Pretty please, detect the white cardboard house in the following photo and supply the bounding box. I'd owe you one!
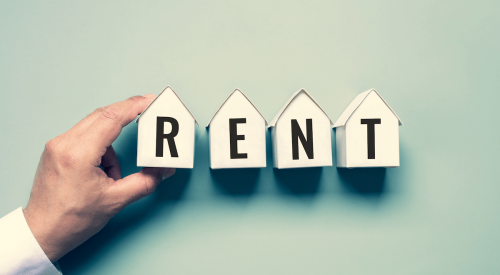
[333,88,402,168]
[206,89,267,169]
[269,89,333,169]
[136,86,198,168]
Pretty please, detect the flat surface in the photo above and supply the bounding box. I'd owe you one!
[0,1,498,274]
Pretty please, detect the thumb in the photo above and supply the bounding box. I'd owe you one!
[111,167,176,206]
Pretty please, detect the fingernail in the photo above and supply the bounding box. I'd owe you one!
[162,168,175,181]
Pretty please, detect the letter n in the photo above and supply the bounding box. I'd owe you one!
[291,119,314,160]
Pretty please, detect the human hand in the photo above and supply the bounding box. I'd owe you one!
[23,95,176,262]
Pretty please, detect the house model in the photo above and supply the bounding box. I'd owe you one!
[333,88,402,168]
[136,86,198,168]
[269,89,333,169]
[206,89,267,169]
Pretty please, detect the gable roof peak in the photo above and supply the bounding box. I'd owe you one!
[135,85,198,125]
[268,88,333,128]
[206,89,268,127]
[332,88,402,128]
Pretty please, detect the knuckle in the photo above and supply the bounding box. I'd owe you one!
[102,107,120,122]
[84,107,104,121]
[44,138,64,158]
[94,107,105,114]
[92,107,105,117]
[44,138,79,168]
[44,139,58,154]
[141,177,156,197]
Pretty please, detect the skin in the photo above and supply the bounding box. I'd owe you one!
[22,95,176,262]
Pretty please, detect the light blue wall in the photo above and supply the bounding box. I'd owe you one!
[1,0,499,274]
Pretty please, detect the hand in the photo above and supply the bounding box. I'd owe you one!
[23,95,176,262]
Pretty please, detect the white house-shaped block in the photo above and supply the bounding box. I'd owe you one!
[269,89,333,169]
[333,88,402,168]
[136,86,198,168]
[206,89,267,169]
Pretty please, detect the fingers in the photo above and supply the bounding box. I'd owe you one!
[83,95,156,157]
[68,107,105,136]
[110,168,176,206]
[100,145,122,180]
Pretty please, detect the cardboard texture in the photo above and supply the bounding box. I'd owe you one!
[269,89,333,169]
[136,86,198,168]
[207,89,267,169]
[333,88,403,168]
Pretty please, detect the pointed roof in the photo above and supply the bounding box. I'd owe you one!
[268,89,334,128]
[332,88,402,128]
[206,89,268,127]
[135,86,198,125]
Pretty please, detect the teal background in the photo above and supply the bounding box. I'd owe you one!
[1,0,499,274]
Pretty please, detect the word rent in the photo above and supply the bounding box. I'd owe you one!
[137,87,402,169]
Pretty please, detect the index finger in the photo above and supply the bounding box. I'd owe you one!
[84,95,155,157]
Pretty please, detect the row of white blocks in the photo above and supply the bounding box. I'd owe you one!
[136,87,402,169]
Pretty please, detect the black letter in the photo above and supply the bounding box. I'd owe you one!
[156,117,179,157]
[229,118,247,159]
[291,119,314,160]
[361,119,381,159]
